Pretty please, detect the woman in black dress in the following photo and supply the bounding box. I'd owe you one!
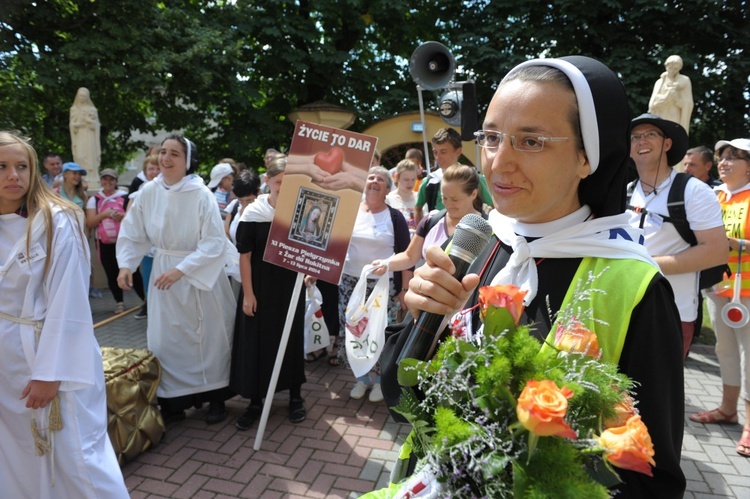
[230,156,307,429]
[400,56,686,497]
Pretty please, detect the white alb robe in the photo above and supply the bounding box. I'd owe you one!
[0,208,128,498]
[116,176,235,397]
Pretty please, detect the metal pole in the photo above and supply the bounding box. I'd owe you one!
[417,85,431,175]
[253,272,304,450]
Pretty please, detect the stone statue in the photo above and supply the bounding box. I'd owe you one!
[69,87,101,186]
[648,55,694,135]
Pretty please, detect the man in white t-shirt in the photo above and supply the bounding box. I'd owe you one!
[627,113,727,358]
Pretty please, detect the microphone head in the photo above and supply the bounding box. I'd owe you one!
[451,214,493,262]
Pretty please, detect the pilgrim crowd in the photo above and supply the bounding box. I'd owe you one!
[1,53,749,498]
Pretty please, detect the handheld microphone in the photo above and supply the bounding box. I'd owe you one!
[397,214,493,364]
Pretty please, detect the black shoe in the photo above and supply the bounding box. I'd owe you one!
[235,404,262,431]
[134,303,147,319]
[206,401,227,424]
[289,399,306,424]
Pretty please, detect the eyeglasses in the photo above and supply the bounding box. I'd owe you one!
[719,155,749,163]
[474,130,569,153]
[630,131,664,142]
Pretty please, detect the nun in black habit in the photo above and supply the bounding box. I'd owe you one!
[397,56,686,498]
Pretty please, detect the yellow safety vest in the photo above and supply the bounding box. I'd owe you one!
[715,190,750,298]
[541,257,659,364]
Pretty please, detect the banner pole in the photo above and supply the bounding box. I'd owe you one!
[253,271,304,450]
[417,85,431,175]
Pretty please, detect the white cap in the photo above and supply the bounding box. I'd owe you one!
[207,163,234,188]
[715,138,750,154]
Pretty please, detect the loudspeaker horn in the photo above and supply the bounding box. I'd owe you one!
[438,88,462,126]
[409,41,456,91]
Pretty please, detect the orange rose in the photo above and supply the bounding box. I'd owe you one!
[478,284,527,324]
[554,318,600,358]
[516,380,577,439]
[604,392,638,429]
[598,415,656,477]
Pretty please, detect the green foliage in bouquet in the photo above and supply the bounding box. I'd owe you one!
[393,283,650,498]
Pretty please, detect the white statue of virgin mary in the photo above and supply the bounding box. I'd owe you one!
[69,87,101,187]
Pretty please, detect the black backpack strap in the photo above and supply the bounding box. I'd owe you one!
[666,173,698,246]
[630,173,729,290]
[425,179,440,211]
[424,208,447,235]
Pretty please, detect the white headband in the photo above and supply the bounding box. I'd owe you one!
[184,137,193,172]
[513,58,600,174]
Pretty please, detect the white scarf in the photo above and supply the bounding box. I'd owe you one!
[240,194,275,223]
[95,188,127,204]
[488,206,657,305]
[153,173,206,193]
[715,182,750,201]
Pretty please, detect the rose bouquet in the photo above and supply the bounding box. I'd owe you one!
[391,283,655,498]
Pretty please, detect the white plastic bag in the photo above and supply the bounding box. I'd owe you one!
[304,285,330,354]
[345,264,390,378]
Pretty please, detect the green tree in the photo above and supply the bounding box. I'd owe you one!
[1,0,747,174]
[448,0,749,148]
[1,0,440,170]
[1,0,167,165]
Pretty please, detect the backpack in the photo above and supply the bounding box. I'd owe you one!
[424,177,441,212]
[629,173,729,289]
[95,192,127,244]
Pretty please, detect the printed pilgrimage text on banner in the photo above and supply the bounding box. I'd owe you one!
[264,120,378,284]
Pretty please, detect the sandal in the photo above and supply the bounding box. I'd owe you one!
[737,428,750,457]
[689,408,738,425]
[328,346,340,366]
[305,349,327,363]
[114,302,125,314]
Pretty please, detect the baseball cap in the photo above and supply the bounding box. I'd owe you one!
[207,163,234,188]
[715,138,750,155]
[99,168,119,180]
[62,162,87,175]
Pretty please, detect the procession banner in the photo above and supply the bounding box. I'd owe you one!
[264,120,377,284]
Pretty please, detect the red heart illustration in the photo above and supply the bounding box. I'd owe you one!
[314,147,344,175]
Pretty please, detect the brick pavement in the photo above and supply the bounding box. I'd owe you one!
[92,290,749,498]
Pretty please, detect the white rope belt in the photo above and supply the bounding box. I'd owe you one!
[0,310,60,485]
[154,248,191,257]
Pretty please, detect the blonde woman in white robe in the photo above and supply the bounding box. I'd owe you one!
[117,134,235,425]
[0,131,128,498]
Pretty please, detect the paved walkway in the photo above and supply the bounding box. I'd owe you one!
[93,291,749,498]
